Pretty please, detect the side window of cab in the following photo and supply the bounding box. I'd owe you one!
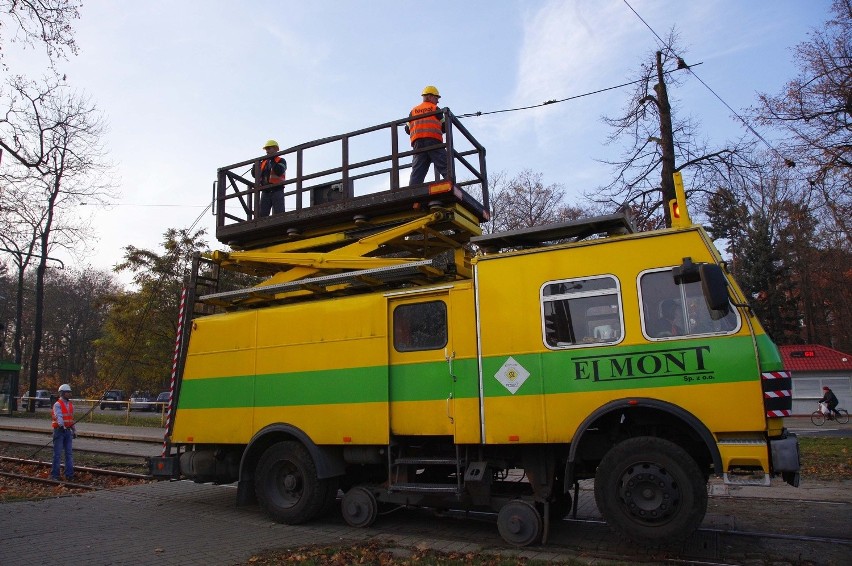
[639,268,739,339]
[540,275,623,349]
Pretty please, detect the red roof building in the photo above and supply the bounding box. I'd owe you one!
[779,345,852,415]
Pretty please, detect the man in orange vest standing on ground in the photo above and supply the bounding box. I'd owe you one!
[406,86,448,186]
[254,139,287,217]
[51,383,76,481]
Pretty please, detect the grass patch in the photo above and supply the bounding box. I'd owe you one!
[10,408,166,428]
[799,436,851,480]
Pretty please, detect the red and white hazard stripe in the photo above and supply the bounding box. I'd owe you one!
[761,370,792,417]
[162,287,187,457]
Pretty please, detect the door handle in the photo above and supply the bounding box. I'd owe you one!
[446,393,454,424]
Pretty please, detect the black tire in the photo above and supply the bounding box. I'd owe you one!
[594,437,707,545]
[811,410,825,426]
[255,441,334,524]
[836,409,849,424]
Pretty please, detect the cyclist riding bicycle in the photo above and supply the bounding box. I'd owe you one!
[820,386,840,419]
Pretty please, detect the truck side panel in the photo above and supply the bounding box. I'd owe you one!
[172,294,390,445]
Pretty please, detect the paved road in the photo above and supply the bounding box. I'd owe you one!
[1,415,849,565]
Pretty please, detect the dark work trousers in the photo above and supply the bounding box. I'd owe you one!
[259,187,285,217]
[409,138,448,186]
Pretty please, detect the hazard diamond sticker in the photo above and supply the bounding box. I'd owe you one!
[495,357,530,394]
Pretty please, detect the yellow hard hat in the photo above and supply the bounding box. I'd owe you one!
[262,139,279,149]
[422,85,440,98]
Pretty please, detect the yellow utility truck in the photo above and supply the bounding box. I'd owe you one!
[151,110,799,546]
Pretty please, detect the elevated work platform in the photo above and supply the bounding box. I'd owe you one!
[214,109,489,250]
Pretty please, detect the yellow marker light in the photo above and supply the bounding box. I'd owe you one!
[428,180,452,194]
[670,171,693,228]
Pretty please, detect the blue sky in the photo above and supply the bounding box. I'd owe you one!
[4,0,831,283]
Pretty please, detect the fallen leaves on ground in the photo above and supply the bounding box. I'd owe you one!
[0,460,152,502]
[245,541,570,565]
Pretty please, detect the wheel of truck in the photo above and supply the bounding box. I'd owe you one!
[594,436,707,545]
[255,441,332,524]
[810,410,825,426]
[497,500,543,547]
[341,486,378,528]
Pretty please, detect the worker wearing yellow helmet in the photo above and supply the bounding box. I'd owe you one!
[405,85,448,186]
[252,139,287,217]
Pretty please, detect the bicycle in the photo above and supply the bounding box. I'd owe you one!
[810,403,849,426]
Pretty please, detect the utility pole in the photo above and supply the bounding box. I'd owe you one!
[648,50,677,226]
[654,51,677,226]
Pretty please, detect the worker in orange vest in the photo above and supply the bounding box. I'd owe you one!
[254,139,287,217]
[406,86,448,186]
[51,383,76,481]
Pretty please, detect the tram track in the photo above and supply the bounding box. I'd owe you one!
[0,450,153,497]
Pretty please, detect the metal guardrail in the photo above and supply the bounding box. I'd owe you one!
[12,397,171,426]
[214,108,488,231]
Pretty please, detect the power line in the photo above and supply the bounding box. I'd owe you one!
[458,77,647,118]
[457,65,698,119]
[622,0,667,47]
[621,0,795,167]
[80,203,206,208]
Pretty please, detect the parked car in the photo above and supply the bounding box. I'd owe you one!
[129,391,156,412]
[155,391,171,410]
[21,390,53,408]
[100,389,126,410]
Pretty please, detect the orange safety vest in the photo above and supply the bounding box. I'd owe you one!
[52,398,74,429]
[408,101,444,144]
[260,156,286,185]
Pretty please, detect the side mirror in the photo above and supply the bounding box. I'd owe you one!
[699,264,731,319]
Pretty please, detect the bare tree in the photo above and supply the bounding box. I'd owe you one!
[0,179,42,365]
[485,169,586,234]
[754,0,852,247]
[595,32,755,227]
[0,75,113,410]
[0,0,80,65]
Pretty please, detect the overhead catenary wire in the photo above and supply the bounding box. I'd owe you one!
[621,0,796,167]
[458,77,648,118]
[457,66,698,120]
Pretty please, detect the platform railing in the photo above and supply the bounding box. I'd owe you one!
[214,109,488,230]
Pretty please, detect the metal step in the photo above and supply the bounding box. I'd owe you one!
[389,482,461,494]
[723,472,771,486]
[394,457,462,466]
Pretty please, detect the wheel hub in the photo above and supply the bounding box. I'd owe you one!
[619,463,679,523]
[283,472,299,492]
[496,500,543,547]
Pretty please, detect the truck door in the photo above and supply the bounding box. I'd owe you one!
[388,290,455,436]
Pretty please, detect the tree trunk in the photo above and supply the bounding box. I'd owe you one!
[27,174,60,410]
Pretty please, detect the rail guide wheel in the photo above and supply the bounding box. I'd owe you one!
[497,499,543,547]
[341,486,379,528]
